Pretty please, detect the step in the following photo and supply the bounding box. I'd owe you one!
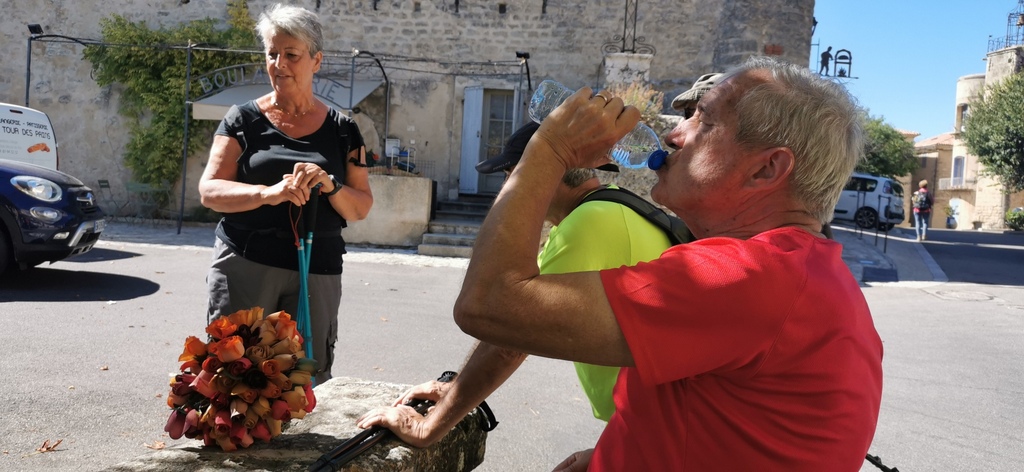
[428,219,482,236]
[421,232,477,247]
[435,208,488,221]
[455,194,498,205]
[437,200,492,214]
[417,243,474,258]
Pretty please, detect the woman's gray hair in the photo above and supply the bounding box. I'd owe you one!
[720,56,864,224]
[255,3,324,56]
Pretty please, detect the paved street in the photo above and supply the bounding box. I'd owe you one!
[0,221,1022,471]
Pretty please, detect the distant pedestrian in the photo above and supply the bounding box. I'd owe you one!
[912,180,934,241]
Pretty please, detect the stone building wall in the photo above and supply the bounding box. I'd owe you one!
[0,0,814,215]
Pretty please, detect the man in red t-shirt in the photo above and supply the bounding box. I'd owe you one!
[365,57,883,471]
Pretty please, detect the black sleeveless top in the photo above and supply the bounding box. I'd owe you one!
[213,100,364,274]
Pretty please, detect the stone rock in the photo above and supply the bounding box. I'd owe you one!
[106,377,487,472]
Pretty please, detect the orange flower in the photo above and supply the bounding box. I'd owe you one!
[206,317,239,340]
[243,408,260,429]
[227,307,264,327]
[179,359,201,374]
[275,317,297,340]
[231,383,259,405]
[259,359,281,377]
[177,336,208,362]
[260,382,283,399]
[270,338,295,356]
[270,373,292,391]
[210,336,245,363]
[265,310,289,326]
[281,387,308,411]
[251,396,271,418]
[266,418,283,438]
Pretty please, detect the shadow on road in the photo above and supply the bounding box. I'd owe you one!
[62,247,143,263]
[0,265,160,302]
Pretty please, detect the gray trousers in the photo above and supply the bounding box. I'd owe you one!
[207,238,341,385]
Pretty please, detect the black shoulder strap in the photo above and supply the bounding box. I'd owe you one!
[580,187,695,245]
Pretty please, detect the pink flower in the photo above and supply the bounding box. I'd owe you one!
[271,399,291,421]
[304,383,317,413]
[251,420,271,442]
[190,370,218,399]
[228,357,253,377]
[214,410,231,436]
[164,409,186,440]
[183,408,202,439]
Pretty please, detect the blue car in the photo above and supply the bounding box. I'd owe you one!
[0,159,106,274]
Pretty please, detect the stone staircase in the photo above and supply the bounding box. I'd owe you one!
[417,195,494,257]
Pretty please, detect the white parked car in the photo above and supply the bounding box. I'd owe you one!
[832,172,905,230]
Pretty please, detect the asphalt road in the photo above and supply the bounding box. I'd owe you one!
[915,228,1024,286]
[0,239,603,472]
[1,229,1023,472]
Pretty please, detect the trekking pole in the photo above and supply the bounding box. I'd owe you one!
[308,398,433,472]
[865,453,900,472]
[307,371,499,472]
[297,185,321,375]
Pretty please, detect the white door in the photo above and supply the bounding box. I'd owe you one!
[478,90,517,194]
[459,86,484,194]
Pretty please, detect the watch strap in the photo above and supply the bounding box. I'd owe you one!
[322,174,343,197]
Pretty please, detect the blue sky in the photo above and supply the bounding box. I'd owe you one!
[811,0,1022,141]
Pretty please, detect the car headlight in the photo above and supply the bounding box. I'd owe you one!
[10,175,62,203]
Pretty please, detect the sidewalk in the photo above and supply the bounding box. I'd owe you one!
[829,223,945,285]
[97,221,943,283]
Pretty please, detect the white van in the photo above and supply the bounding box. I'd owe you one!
[0,103,59,170]
[832,172,906,230]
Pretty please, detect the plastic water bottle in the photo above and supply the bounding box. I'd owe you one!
[528,79,668,170]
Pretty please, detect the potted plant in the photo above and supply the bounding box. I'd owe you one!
[944,204,957,229]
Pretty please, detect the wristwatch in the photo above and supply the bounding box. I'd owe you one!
[322,174,343,197]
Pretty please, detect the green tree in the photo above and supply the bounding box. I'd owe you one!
[858,115,918,179]
[961,72,1024,193]
[82,0,258,188]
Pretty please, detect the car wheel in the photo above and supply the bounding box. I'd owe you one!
[854,207,878,229]
[0,228,11,275]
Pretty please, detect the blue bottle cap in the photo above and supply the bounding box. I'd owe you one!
[647,150,668,170]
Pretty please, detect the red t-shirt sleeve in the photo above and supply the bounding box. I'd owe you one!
[600,232,815,386]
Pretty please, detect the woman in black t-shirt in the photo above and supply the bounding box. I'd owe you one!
[198,3,373,385]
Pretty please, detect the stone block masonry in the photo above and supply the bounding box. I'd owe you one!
[0,0,813,241]
[106,377,488,471]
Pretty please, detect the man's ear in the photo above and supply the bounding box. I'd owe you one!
[748,147,795,188]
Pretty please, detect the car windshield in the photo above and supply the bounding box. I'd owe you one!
[890,181,904,197]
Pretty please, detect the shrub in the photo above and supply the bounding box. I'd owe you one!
[603,82,665,124]
[1006,208,1024,231]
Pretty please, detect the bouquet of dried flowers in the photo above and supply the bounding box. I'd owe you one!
[164,307,317,451]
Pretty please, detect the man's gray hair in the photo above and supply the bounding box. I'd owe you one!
[255,3,324,56]
[563,168,596,188]
[721,56,864,223]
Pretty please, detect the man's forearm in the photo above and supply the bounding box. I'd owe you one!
[425,342,527,433]
[454,139,566,341]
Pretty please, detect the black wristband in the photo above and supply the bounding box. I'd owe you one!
[322,174,343,197]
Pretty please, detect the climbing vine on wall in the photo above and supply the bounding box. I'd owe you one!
[82,0,259,187]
